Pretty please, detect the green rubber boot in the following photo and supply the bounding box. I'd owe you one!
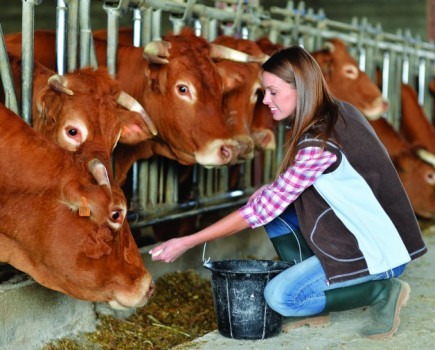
[271,229,330,330]
[270,228,314,263]
[323,278,410,339]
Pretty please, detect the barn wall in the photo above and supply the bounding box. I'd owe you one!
[0,0,430,40]
[0,0,127,34]
[298,0,429,41]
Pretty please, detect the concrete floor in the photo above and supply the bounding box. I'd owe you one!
[173,229,435,350]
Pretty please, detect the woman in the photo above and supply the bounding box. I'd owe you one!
[149,46,427,339]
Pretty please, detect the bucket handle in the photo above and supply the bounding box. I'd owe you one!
[202,243,210,266]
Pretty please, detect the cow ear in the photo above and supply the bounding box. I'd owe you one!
[34,88,62,126]
[217,64,244,93]
[118,109,154,144]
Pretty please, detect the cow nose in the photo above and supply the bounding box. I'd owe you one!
[234,135,255,160]
[221,142,239,163]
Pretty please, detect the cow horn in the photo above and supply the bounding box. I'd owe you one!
[323,41,335,53]
[117,91,158,136]
[143,41,171,64]
[88,159,111,190]
[48,75,74,96]
[210,44,267,63]
[416,148,435,167]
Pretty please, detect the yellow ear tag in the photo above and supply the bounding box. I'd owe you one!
[79,196,91,217]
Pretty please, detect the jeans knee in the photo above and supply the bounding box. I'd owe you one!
[264,283,300,316]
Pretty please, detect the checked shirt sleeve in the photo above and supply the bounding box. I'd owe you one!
[239,146,337,228]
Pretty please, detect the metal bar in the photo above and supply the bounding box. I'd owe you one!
[418,58,426,106]
[79,0,92,68]
[0,24,19,115]
[67,0,79,72]
[56,0,67,75]
[151,8,162,40]
[142,7,153,46]
[106,8,120,75]
[129,189,255,229]
[21,0,38,125]
[132,8,142,46]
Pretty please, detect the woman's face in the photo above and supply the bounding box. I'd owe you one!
[262,71,297,121]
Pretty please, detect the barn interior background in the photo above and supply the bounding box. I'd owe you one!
[0,0,432,40]
[1,0,435,246]
[1,1,435,350]
[0,0,435,250]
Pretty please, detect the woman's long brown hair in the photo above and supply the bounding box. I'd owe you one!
[262,46,339,176]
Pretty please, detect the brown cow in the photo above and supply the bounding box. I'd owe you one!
[400,83,435,156]
[0,102,153,307]
[310,39,389,119]
[369,118,435,219]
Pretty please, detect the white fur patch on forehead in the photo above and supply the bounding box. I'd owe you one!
[58,118,89,152]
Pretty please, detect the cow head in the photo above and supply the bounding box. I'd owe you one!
[140,30,240,167]
[311,39,389,119]
[250,92,277,151]
[0,190,153,308]
[211,36,269,160]
[391,150,435,219]
[33,67,156,154]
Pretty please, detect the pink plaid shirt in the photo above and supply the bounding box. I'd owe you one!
[240,146,337,228]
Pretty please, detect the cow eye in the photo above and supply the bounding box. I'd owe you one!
[109,209,124,225]
[177,85,189,94]
[62,122,88,151]
[342,64,358,80]
[112,211,120,221]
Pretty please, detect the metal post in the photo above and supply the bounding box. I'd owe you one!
[151,8,162,41]
[79,0,92,68]
[0,24,19,115]
[67,0,79,72]
[56,0,67,75]
[142,7,153,46]
[132,8,142,47]
[106,8,120,75]
[21,0,43,125]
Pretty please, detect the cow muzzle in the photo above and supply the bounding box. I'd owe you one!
[109,276,155,310]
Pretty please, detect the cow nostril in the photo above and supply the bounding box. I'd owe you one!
[221,146,231,160]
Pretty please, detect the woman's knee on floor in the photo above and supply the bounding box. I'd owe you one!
[264,282,307,317]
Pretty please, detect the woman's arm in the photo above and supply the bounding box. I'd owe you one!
[149,209,249,262]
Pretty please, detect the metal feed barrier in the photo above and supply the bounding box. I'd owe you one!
[1,0,435,234]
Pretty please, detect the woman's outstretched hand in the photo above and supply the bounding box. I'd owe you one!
[148,210,250,263]
[149,237,191,263]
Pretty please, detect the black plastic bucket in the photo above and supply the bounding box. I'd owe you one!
[204,259,294,340]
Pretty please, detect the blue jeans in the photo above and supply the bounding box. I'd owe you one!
[264,204,299,238]
[264,255,407,317]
